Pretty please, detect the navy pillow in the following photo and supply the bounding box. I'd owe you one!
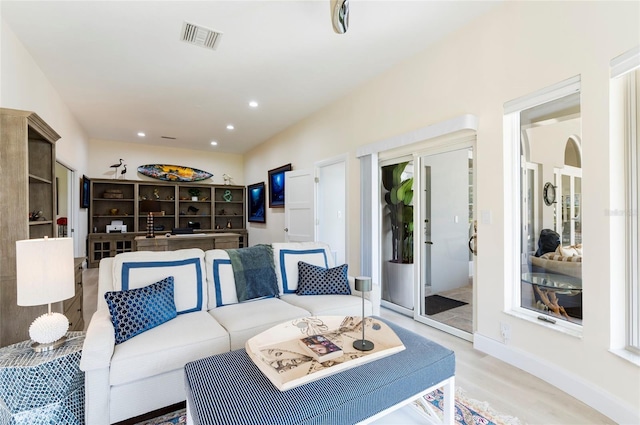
[296,262,351,295]
[105,276,177,344]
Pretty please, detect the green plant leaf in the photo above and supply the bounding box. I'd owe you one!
[390,188,399,205]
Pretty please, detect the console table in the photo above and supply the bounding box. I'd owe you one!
[134,232,240,252]
[0,332,85,425]
[184,317,455,425]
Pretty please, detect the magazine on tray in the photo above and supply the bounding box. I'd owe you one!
[298,334,343,362]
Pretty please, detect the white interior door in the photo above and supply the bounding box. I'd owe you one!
[316,157,347,265]
[284,169,314,242]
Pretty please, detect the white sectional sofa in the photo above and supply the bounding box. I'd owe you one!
[80,242,380,425]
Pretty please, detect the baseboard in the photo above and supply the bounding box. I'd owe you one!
[474,333,640,425]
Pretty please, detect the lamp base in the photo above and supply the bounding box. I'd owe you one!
[353,339,374,351]
[31,336,67,353]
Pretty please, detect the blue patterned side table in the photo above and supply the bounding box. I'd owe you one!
[0,332,85,425]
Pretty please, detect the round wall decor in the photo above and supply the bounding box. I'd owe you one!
[543,182,556,206]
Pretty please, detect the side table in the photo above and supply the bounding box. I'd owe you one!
[0,332,85,425]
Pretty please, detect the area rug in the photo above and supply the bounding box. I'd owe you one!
[425,294,468,315]
[135,408,186,425]
[421,387,523,425]
[140,388,522,425]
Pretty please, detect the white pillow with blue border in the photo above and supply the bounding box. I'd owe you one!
[272,242,334,294]
[204,249,239,309]
[111,248,206,314]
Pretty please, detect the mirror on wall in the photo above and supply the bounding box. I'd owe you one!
[519,92,582,325]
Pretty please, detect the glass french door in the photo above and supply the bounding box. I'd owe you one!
[417,144,475,341]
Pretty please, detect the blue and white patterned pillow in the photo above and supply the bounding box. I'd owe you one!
[104,276,177,344]
[296,262,351,295]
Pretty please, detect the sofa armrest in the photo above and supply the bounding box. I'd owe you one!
[348,276,381,316]
[80,308,115,372]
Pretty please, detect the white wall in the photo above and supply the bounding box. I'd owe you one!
[243,1,640,421]
[87,138,244,186]
[1,18,90,257]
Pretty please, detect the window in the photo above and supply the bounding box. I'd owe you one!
[611,47,640,352]
[505,76,583,329]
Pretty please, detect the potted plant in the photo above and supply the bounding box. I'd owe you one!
[188,188,201,201]
[382,161,414,308]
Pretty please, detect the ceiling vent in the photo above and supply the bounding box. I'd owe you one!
[180,21,222,51]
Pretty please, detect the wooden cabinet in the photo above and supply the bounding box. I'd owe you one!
[87,179,247,267]
[87,233,137,268]
[0,108,60,346]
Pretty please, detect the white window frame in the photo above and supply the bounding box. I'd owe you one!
[611,47,640,354]
[504,76,582,335]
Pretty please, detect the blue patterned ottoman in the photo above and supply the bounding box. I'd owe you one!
[184,318,455,425]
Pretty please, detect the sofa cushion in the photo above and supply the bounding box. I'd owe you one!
[205,250,238,309]
[208,298,310,350]
[112,249,206,314]
[109,311,229,386]
[226,245,279,302]
[296,262,350,295]
[541,252,582,262]
[556,244,581,257]
[105,276,177,344]
[272,242,334,294]
[280,294,372,317]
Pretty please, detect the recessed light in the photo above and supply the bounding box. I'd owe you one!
[226,124,234,130]
[137,132,146,137]
[249,101,258,108]
[210,141,218,146]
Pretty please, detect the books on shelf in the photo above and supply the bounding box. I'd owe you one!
[298,334,343,362]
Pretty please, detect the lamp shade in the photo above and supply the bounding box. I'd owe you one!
[16,237,75,306]
[354,276,372,293]
[140,200,162,213]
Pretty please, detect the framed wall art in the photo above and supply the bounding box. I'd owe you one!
[81,175,90,209]
[268,163,291,208]
[248,182,266,223]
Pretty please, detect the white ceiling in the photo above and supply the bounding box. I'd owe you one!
[1,1,498,154]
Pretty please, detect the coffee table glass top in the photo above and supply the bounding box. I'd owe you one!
[521,272,582,292]
[245,316,405,391]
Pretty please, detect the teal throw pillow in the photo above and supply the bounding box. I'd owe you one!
[105,276,177,344]
[296,262,351,295]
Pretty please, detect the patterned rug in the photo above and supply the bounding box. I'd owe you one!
[421,387,523,425]
[139,388,522,425]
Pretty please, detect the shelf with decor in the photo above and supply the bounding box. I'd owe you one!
[138,183,177,233]
[90,181,136,233]
[0,108,60,346]
[87,179,247,267]
[177,185,213,231]
[214,186,245,231]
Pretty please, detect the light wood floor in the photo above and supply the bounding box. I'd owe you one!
[82,268,611,424]
[378,310,612,424]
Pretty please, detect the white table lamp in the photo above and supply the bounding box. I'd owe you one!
[16,237,75,352]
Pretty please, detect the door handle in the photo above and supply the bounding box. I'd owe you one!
[468,235,477,255]
[425,241,433,245]
[284,228,289,232]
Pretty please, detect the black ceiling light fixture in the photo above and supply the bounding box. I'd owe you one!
[330,0,349,34]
